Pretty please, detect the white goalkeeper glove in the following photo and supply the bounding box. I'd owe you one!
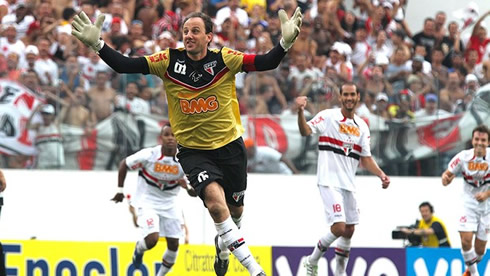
[279,7,303,51]
[71,11,105,53]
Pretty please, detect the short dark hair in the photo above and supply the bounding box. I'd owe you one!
[472,125,490,139]
[340,82,358,94]
[183,12,214,34]
[419,202,434,213]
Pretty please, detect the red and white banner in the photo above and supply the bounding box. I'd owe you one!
[2,83,490,171]
[0,79,44,156]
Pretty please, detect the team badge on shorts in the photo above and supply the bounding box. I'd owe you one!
[232,191,245,202]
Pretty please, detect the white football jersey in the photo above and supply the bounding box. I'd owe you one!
[307,108,371,191]
[448,148,490,209]
[126,145,185,217]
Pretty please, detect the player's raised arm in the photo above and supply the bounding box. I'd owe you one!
[243,7,302,72]
[71,12,149,74]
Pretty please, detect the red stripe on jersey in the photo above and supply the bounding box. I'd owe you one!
[319,136,362,152]
[164,67,229,91]
[142,168,159,183]
[158,153,165,160]
[242,54,257,71]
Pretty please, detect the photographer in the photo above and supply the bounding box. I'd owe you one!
[401,202,451,247]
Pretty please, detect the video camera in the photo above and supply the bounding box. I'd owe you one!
[392,220,421,247]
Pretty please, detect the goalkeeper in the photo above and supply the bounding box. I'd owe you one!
[72,9,302,276]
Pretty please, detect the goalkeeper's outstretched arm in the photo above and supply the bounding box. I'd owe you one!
[71,11,150,74]
[98,44,150,74]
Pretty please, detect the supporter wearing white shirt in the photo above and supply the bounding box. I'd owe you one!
[0,24,25,58]
[1,3,35,39]
[116,82,150,115]
[214,0,249,31]
[288,54,316,92]
[78,51,111,85]
[34,37,58,86]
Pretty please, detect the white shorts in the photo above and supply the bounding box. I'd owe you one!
[457,205,490,241]
[319,186,359,225]
[136,207,183,239]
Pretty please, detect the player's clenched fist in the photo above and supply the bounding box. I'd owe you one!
[295,96,308,111]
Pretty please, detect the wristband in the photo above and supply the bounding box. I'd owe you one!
[117,187,124,194]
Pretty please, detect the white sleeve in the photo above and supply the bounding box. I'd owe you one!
[360,123,372,157]
[307,110,328,134]
[447,152,463,175]
[125,148,152,170]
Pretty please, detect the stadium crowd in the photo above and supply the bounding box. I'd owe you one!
[0,0,489,173]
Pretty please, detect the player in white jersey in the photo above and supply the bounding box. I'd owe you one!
[111,124,196,276]
[442,125,490,276]
[296,83,390,276]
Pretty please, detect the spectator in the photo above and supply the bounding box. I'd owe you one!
[243,71,287,114]
[289,53,316,93]
[415,93,451,119]
[441,21,463,68]
[214,0,249,31]
[371,92,390,120]
[21,45,38,71]
[412,18,436,62]
[290,19,317,60]
[34,37,59,87]
[244,138,299,174]
[26,104,65,169]
[455,74,479,113]
[0,24,26,58]
[400,202,451,247]
[58,85,94,130]
[101,1,128,35]
[6,52,21,81]
[87,71,117,122]
[466,10,490,64]
[1,2,35,39]
[430,47,448,87]
[60,54,89,92]
[434,11,447,41]
[116,82,150,115]
[439,72,464,112]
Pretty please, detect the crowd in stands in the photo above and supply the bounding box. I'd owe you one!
[0,0,489,172]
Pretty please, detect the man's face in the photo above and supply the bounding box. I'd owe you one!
[435,13,446,26]
[419,206,432,223]
[96,72,107,87]
[5,26,16,41]
[448,22,458,36]
[425,100,436,114]
[126,83,138,99]
[472,131,489,156]
[160,126,177,150]
[37,39,50,56]
[183,17,211,56]
[478,26,487,40]
[340,85,359,112]
[423,20,435,36]
[448,73,459,87]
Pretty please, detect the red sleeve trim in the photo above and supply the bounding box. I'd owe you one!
[242,54,257,72]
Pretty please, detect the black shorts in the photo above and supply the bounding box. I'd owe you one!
[177,137,247,207]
